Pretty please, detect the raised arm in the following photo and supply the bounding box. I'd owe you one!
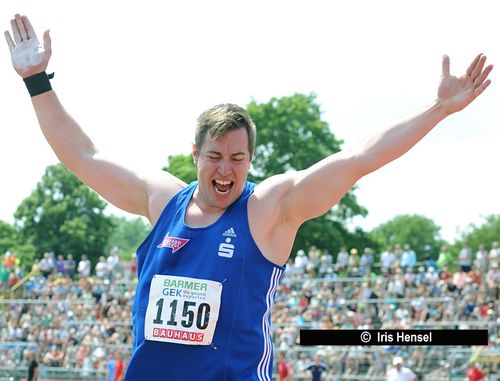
[5,14,184,224]
[276,54,493,227]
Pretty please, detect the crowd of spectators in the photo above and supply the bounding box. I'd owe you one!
[0,241,498,379]
[273,243,499,379]
[0,249,137,379]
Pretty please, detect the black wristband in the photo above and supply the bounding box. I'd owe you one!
[23,71,54,97]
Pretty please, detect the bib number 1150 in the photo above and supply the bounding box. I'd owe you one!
[153,299,210,330]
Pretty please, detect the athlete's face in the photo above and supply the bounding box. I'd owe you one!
[193,128,251,210]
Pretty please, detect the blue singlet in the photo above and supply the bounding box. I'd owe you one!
[124,181,284,381]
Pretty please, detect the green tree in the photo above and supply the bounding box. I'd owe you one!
[0,219,37,271]
[163,154,197,184]
[165,93,372,256]
[455,214,500,251]
[107,216,151,260]
[370,214,444,260]
[246,93,370,256]
[0,220,17,253]
[14,164,114,265]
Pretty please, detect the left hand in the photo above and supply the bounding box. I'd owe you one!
[437,54,493,115]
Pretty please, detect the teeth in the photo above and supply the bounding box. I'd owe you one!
[215,180,232,185]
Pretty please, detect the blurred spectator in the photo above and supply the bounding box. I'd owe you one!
[26,350,38,381]
[294,250,308,273]
[113,351,125,381]
[7,270,20,288]
[401,244,417,270]
[0,262,10,291]
[308,246,321,270]
[318,251,333,277]
[39,252,55,278]
[386,356,416,381]
[277,352,293,381]
[380,246,395,273]
[336,247,349,273]
[474,244,488,273]
[393,244,403,269]
[452,268,467,289]
[3,251,16,271]
[43,345,64,367]
[467,362,484,381]
[486,262,499,289]
[64,254,76,277]
[129,253,138,279]
[304,354,329,381]
[107,353,116,381]
[348,248,360,272]
[55,254,66,274]
[489,241,499,267]
[360,248,374,274]
[459,242,473,272]
[107,247,121,281]
[95,256,109,280]
[437,245,453,270]
[78,254,91,278]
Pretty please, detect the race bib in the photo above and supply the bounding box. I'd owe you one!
[144,274,222,345]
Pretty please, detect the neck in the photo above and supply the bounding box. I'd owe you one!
[185,189,226,228]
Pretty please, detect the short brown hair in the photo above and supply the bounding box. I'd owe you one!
[195,104,256,157]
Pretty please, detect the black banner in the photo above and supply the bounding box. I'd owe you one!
[300,329,488,346]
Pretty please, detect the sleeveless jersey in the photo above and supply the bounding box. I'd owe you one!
[124,181,284,381]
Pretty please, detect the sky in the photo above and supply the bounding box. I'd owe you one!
[0,0,499,244]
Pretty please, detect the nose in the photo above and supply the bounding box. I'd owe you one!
[218,159,232,177]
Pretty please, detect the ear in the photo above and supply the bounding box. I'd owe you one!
[192,143,199,165]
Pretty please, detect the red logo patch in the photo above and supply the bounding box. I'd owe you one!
[157,233,190,253]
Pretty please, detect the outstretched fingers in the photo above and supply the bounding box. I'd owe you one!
[469,54,487,82]
[4,30,15,51]
[473,78,492,99]
[466,54,483,77]
[442,55,450,78]
[43,30,52,56]
[10,18,21,44]
[15,14,28,41]
[473,64,494,87]
[22,15,38,40]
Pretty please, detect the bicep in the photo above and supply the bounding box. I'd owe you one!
[282,149,363,225]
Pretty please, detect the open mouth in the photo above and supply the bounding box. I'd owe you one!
[212,179,234,195]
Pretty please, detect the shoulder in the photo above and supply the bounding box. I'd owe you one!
[249,172,296,226]
[248,174,300,265]
[146,172,188,225]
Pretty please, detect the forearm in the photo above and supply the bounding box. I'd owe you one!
[356,101,448,176]
[31,90,97,170]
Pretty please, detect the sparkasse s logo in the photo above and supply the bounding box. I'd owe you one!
[218,237,235,258]
[157,233,190,253]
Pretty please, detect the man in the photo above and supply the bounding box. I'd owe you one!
[277,352,293,381]
[304,354,328,381]
[26,351,38,381]
[113,352,125,381]
[4,13,493,381]
[387,356,417,381]
[401,244,416,270]
[77,254,91,278]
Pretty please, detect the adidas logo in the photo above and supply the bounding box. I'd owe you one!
[222,227,237,238]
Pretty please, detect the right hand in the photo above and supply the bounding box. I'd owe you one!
[4,14,51,78]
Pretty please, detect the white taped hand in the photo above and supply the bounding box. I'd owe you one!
[11,38,45,70]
